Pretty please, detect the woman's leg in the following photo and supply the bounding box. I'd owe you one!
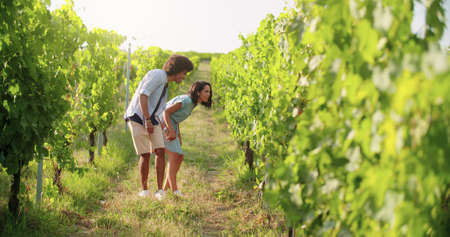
[163,154,171,191]
[165,150,184,191]
[173,154,184,177]
[163,149,175,191]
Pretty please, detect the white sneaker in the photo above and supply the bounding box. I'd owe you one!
[138,190,150,197]
[154,189,165,200]
[173,190,183,197]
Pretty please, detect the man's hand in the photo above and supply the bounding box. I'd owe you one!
[145,121,154,134]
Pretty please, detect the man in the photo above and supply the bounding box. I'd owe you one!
[124,55,193,200]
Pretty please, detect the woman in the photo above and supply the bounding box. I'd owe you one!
[161,80,212,197]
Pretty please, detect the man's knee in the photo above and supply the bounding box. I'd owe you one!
[141,153,151,160]
[155,148,165,157]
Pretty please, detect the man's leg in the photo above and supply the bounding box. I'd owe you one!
[154,148,165,190]
[139,153,151,190]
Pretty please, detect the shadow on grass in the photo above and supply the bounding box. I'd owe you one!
[207,153,287,236]
[61,126,137,214]
[0,204,78,237]
[0,122,139,236]
[181,145,227,172]
[93,212,134,236]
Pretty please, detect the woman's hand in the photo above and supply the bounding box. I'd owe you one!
[165,128,176,141]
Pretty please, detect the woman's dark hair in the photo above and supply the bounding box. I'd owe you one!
[188,81,212,108]
[163,55,194,76]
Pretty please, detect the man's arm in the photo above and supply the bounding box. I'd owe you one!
[139,94,154,134]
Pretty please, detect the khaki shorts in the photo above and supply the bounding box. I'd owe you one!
[127,121,165,155]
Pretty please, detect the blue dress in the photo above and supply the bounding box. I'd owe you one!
[161,95,194,155]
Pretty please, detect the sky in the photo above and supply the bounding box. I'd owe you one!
[411,0,450,47]
[50,0,450,53]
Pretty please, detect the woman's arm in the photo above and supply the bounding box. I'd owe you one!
[178,124,182,146]
[163,102,182,141]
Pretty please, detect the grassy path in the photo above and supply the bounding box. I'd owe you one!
[73,62,284,236]
[0,62,283,236]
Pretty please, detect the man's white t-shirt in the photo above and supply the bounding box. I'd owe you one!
[124,69,168,122]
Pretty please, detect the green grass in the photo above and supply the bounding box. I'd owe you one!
[0,62,285,237]
[0,122,137,236]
